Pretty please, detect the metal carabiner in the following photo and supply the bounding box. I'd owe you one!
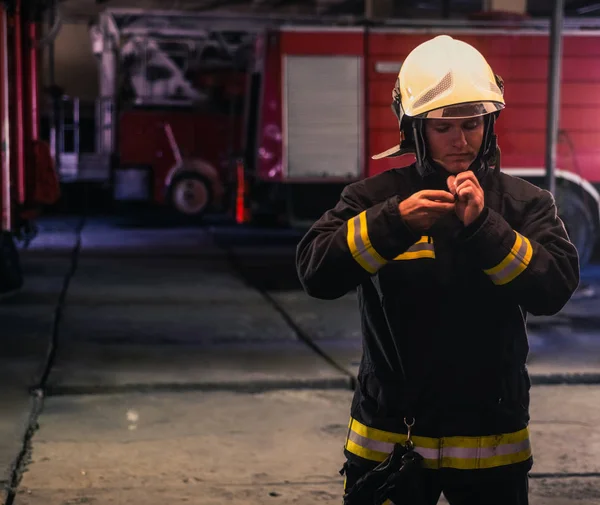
[404,416,415,450]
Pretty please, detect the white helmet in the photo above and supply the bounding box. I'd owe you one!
[373,35,505,163]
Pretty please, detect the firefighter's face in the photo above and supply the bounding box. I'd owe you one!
[424,116,484,173]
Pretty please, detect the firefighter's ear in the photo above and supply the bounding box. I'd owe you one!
[494,74,505,95]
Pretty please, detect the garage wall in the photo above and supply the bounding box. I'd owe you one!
[41,21,99,103]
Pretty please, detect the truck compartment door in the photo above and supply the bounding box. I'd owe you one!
[283,55,363,180]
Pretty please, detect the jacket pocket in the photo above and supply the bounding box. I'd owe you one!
[356,367,383,417]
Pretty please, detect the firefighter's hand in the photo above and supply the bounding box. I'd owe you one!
[398,190,456,232]
[447,172,484,226]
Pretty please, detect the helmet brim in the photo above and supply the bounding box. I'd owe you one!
[417,101,504,119]
[372,144,416,160]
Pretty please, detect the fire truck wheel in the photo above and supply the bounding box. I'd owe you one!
[556,186,596,267]
[167,172,213,219]
[0,232,23,294]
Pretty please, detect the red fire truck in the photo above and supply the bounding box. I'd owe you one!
[55,8,261,220]
[1,1,59,295]
[236,17,600,266]
[58,10,600,266]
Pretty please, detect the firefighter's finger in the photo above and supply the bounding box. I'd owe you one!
[456,184,479,202]
[428,201,456,213]
[455,171,481,190]
[446,175,457,195]
[419,190,455,203]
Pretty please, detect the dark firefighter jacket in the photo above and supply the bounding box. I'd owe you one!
[296,163,580,472]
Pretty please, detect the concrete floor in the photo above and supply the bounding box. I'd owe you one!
[12,387,600,505]
[2,215,600,504]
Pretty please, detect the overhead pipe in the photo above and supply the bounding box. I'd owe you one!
[22,3,41,213]
[27,18,39,141]
[35,1,61,49]
[545,0,565,196]
[0,4,11,232]
[13,0,25,204]
[47,0,61,169]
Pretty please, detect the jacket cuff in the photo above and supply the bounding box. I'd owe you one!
[346,195,421,271]
[461,207,534,284]
[460,206,490,240]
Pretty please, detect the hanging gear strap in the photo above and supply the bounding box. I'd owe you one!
[342,439,424,505]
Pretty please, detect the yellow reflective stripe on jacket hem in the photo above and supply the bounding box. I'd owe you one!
[434,448,533,470]
[347,211,387,273]
[350,417,439,449]
[346,417,532,470]
[484,231,533,285]
[345,438,389,462]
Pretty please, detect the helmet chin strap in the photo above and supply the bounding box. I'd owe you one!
[411,120,435,178]
[410,113,498,180]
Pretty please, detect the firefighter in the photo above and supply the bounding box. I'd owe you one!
[296,35,580,505]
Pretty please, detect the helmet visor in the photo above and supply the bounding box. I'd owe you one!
[420,101,504,119]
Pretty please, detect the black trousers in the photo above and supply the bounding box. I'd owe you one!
[343,458,531,505]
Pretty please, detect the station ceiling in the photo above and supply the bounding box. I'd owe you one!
[55,0,600,22]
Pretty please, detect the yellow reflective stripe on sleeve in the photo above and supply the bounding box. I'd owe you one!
[484,231,533,285]
[394,236,435,260]
[346,417,532,470]
[395,249,435,260]
[346,211,387,274]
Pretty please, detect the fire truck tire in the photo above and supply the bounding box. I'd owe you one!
[556,186,596,267]
[0,232,23,294]
[167,172,213,219]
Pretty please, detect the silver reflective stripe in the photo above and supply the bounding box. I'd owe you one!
[407,242,434,253]
[488,236,530,284]
[415,447,440,459]
[441,439,532,459]
[348,430,394,454]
